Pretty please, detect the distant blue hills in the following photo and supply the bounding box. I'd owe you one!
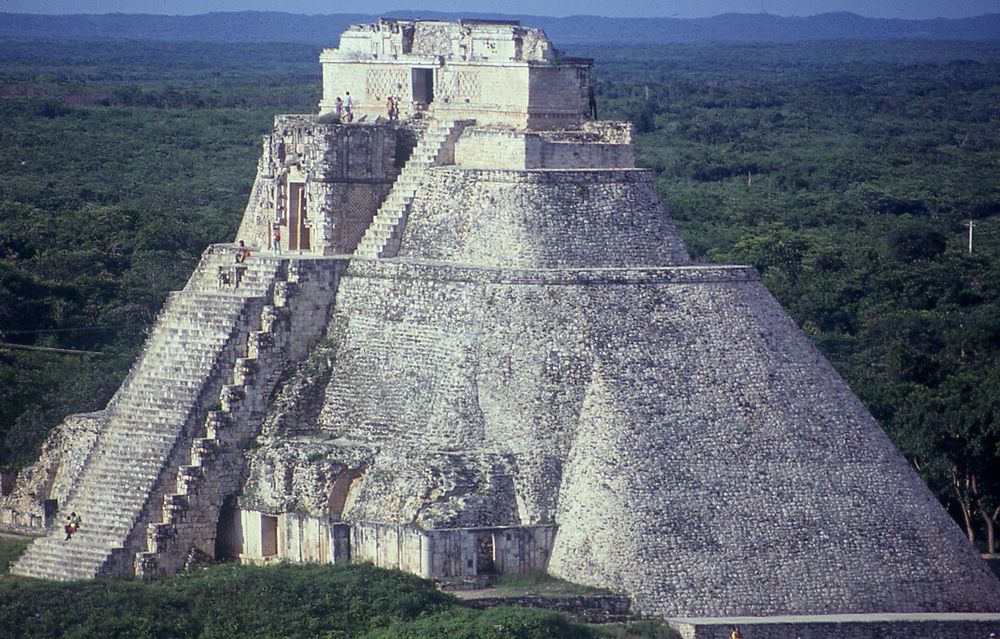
[1,10,999,45]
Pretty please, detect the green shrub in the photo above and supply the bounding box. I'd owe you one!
[0,563,623,639]
[361,606,596,639]
[0,537,30,574]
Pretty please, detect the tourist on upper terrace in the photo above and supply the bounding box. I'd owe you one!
[588,85,598,119]
[235,240,250,263]
[345,92,353,122]
[272,227,281,254]
[334,97,343,120]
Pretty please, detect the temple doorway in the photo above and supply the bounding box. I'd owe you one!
[286,182,311,251]
[475,532,496,575]
[412,68,434,106]
[214,495,242,560]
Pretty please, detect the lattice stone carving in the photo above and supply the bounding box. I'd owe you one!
[436,70,482,102]
[367,68,409,100]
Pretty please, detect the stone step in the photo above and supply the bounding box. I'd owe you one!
[12,245,286,581]
[355,119,467,258]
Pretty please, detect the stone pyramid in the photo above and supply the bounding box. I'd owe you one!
[4,17,998,638]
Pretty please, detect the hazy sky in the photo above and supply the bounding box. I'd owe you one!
[3,0,999,18]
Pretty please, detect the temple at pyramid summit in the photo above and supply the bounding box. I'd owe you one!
[3,18,999,638]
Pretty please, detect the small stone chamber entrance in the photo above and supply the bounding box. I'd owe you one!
[286,181,311,251]
[214,495,242,560]
[411,68,434,106]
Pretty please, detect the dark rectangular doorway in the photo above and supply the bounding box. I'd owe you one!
[287,182,310,251]
[412,68,434,106]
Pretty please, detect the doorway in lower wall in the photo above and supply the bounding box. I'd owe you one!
[214,495,242,560]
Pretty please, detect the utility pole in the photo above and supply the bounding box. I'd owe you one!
[968,220,975,254]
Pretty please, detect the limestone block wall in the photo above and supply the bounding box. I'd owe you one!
[320,59,588,128]
[352,523,432,576]
[349,522,556,578]
[275,513,349,564]
[433,63,531,127]
[453,125,634,170]
[453,127,528,168]
[236,511,349,565]
[545,275,1000,617]
[235,116,396,255]
[395,168,690,268]
[258,258,1000,617]
[531,138,633,169]
[525,64,590,129]
[298,263,756,533]
[484,525,556,575]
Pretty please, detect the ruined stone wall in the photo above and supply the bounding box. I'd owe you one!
[0,412,104,530]
[394,168,689,268]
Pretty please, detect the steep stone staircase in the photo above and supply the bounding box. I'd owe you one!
[354,118,473,258]
[11,250,286,580]
[136,258,343,576]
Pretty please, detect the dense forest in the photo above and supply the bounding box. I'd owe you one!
[0,37,998,553]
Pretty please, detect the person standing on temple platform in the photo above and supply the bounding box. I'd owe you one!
[344,92,353,122]
[588,85,598,119]
[235,239,250,263]
[64,512,81,541]
[272,226,281,255]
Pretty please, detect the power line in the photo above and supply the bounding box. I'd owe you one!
[0,342,104,357]
[1,324,140,335]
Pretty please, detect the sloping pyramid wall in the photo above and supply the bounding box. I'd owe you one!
[243,158,1000,617]
[299,257,1000,616]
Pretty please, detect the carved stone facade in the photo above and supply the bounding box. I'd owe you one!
[235,115,398,256]
[319,19,591,129]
